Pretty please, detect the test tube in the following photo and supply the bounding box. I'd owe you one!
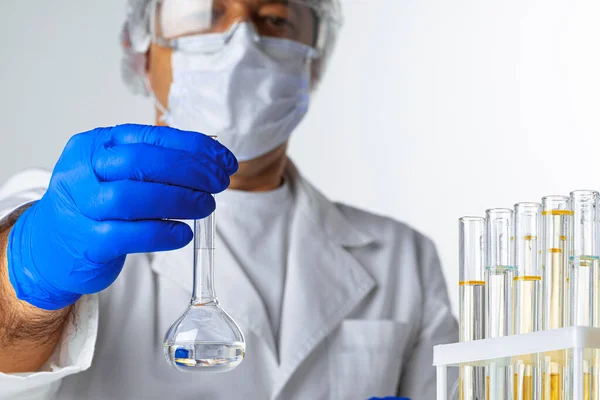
[513,203,542,400]
[514,203,542,334]
[570,191,599,326]
[486,208,515,400]
[570,190,599,399]
[540,195,572,400]
[459,217,486,400]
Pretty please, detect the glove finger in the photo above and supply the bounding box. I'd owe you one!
[99,124,238,175]
[85,219,193,264]
[49,220,193,295]
[79,180,216,221]
[93,143,230,193]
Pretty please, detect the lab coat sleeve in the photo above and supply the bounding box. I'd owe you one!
[0,168,52,219]
[0,169,100,400]
[397,237,459,400]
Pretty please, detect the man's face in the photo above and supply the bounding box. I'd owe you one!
[148,0,318,124]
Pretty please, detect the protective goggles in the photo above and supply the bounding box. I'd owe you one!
[150,0,341,55]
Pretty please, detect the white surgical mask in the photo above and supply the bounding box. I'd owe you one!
[157,22,317,162]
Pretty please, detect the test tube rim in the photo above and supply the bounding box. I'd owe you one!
[485,208,513,216]
[514,202,541,215]
[514,201,541,209]
[571,189,598,196]
[541,195,570,203]
[459,216,485,222]
[570,189,599,197]
[542,195,571,213]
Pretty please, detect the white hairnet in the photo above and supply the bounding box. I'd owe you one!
[120,0,343,96]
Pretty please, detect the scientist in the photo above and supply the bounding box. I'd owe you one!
[0,0,457,399]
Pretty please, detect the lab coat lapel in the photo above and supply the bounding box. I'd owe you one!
[272,162,377,397]
[150,225,277,363]
[214,232,278,359]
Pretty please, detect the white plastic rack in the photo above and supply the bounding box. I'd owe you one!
[433,326,600,400]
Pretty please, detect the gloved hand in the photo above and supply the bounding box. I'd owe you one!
[7,124,237,310]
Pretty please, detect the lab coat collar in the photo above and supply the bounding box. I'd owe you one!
[150,160,377,396]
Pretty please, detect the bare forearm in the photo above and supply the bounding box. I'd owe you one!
[0,223,72,373]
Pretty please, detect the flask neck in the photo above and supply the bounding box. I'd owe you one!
[191,212,217,304]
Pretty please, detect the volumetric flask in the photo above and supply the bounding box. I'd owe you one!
[163,195,246,372]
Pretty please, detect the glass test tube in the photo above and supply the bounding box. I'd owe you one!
[459,217,486,400]
[540,196,572,400]
[513,203,542,400]
[570,191,600,400]
[486,209,515,400]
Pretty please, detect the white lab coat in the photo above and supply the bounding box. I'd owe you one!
[0,163,458,400]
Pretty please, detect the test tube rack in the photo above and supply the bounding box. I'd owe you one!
[434,326,600,400]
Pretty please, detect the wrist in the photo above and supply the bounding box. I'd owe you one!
[0,222,72,346]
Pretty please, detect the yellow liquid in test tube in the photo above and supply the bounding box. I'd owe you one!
[513,360,534,400]
[581,356,600,400]
[546,250,564,329]
[513,278,540,400]
[542,373,561,400]
[542,356,564,400]
[514,374,533,400]
[513,354,536,400]
[585,371,590,400]
[541,250,566,400]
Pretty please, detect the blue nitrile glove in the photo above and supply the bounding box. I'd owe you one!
[7,124,237,310]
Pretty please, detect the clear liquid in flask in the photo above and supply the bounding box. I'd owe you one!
[165,341,245,373]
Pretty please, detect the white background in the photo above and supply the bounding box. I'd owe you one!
[2,0,600,314]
